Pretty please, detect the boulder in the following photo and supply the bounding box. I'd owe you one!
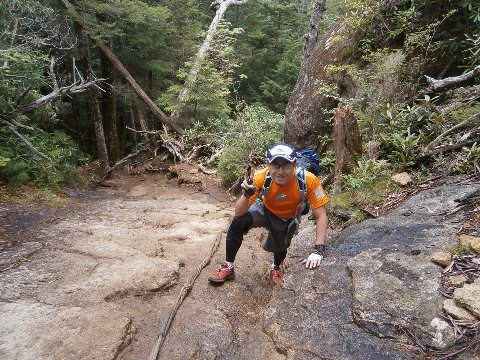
[443,299,476,321]
[391,172,413,186]
[459,234,480,253]
[446,274,467,287]
[431,251,452,267]
[454,283,480,318]
[262,183,480,358]
[347,248,455,349]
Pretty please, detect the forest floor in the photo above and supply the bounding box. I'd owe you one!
[1,164,479,360]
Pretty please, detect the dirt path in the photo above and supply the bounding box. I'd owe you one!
[0,165,291,359]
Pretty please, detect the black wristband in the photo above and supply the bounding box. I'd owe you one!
[314,244,325,254]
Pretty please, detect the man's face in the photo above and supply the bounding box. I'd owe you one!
[268,158,296,186]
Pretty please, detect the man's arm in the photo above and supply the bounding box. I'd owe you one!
[302,205,328,269]
[312,205,327,245]
[234,195,251,216]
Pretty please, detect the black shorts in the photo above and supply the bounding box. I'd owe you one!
[248,202,299,252]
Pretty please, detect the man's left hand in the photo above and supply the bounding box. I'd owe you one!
[302,251,323,269]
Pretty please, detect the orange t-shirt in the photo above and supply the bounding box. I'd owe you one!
[247,167,329,219]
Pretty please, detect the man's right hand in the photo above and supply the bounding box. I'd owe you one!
[241,167,255,198]
[241,178,255,198]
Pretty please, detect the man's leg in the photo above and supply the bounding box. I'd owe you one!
[208,202,267,283]
[273,250,287,266]
[208,213,253,283]
[226,213,253,263]
[271,250,287,284]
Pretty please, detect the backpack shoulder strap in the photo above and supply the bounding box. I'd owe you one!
[258,171,272,200]
[295,167,307,214]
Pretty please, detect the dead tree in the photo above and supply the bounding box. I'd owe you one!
[75,22,110,175]
[332,105,362,194]
[59,0,184,135]
[303,0,327,63]
[1,78,104,160]
[426,65,480,91]
[171,0,249,124]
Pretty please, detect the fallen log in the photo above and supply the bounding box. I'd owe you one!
[426,65,480,91]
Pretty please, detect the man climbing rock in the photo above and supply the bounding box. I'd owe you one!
[208,143,329,285]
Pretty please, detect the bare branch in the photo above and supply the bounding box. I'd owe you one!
[1,116,34,131]
[426,66,480,91]
[431,137,480,155]
[205,148,224,165]
[421,112,480,155]
[0,119,49,160]
[6,78,105,117]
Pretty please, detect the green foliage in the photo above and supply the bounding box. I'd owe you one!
[216,105,285,183]
[0,129,89,186]
[319,150,335,169]
[463,33,480,70]
[461,0,480,24]
[445,244,474,256]
[79,0,170,39]
[341,159,391,190]
[454,143,480,174]
[330,159,395,218]
[378,129,419,169]
[449,103,480,123]
[228,0,309,113]
[216,146,250,184]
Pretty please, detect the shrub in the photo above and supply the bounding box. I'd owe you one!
[216,104,284,183]
[0,128,89,187]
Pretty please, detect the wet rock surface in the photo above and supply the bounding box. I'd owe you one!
[1,173,479,359]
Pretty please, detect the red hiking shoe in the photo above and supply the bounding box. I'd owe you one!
[208,262,235,283]
[271,265,284,284]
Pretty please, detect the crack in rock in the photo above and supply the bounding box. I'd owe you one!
[111,317,136,360]
[103,271,179,302]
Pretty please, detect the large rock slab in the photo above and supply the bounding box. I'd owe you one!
[0,194,231,360]
[264,181,480,358]
[348,248,454,348]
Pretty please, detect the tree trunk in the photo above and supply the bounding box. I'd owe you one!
[75,22,109,175]
[59,0,183,135]
[332,105,362,194]
[99,37,121,163]
[129,106,137,149]
[171,0,249,124]
[89,83,110,174]
[302,0,327,63]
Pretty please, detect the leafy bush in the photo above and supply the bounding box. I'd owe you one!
[378,129,420,170]
[341,159,391,190]
[216,146,250,184]
[454,143,480,174]
[0,128,89,187]
[216,104,284,183]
